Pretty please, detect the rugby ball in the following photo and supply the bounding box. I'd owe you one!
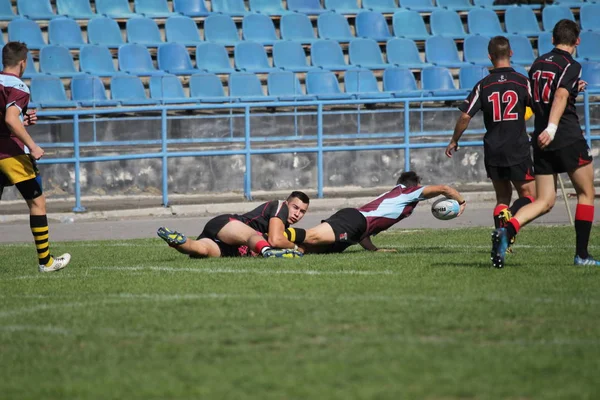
[431,198,461,220]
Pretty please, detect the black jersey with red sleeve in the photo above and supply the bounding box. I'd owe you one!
[458,67,532,167]
[529,48,582,150]
[234,200,290,233]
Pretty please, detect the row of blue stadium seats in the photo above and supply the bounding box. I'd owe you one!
[0,0,558,21]
[14,33,600,80]
[7,6,600,52]
[27,63,600,109]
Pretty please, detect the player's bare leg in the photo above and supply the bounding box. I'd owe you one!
[179,238,222,258]
[303,223,336,245]
[217,220,301,258]
[568,163,599,265]
[513,179,536,200]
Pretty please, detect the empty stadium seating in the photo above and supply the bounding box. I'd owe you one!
[56,0,96,19]
[306,70,353,100]
[382,67,424,98]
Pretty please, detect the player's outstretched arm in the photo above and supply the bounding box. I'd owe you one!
[266,217,297,249]
[422,185,467,216]
[446,112,471,158]
[359,236,397,253]
[539,87,569,150]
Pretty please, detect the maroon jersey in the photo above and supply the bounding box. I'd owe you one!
[0,72,30,160]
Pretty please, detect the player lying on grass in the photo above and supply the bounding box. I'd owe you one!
[446,35,536,232]
[157,191,310,258]
[292,171,466,254]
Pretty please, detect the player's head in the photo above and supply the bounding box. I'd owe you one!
[2,42,28,77]
[286,191,310,224]
[488,36,512,65]
[396,171,421,188]
[552,19,580,48]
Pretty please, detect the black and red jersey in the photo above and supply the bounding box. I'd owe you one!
[459,67,532,167]
[233,200,289,233]
[529,47,583,150]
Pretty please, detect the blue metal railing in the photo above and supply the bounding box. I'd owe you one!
[33,92,600,212]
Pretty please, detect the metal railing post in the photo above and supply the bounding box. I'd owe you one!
[161,108,169,207]
[244,105,252,200]
[404,100,411,172]
[583,91,592,148]
[72,113,85,212]
[317,104,324,198]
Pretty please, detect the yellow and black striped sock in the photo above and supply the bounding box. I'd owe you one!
[30,215,54,266]
[284,227,306,244]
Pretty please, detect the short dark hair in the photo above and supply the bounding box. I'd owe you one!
[287,191,310,204]
[396,171,421,188]
[2,42,28,68]
[552,19,580,47]
[488,36,511,63]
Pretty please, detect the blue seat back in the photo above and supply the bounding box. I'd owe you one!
[317,12,354,41]
[400,0,434,9]
[392,10,429,38]
[111,74,150,101]
[344,69,380,93]
[248,0,286,14]
[436,0,471,8]
[355,11,392,39]
[17,0,55,19]
[30,76,71,102]
[118,43,157,72]
[190,73,226,97]
[158,42,194,71]
[48,18,85,47]
[72,75,110,101]
[166,16,202,43]
[212,0,248,14]
[306,70,342,94]
[267,71,304,96]
[362,0,397,11]
[127,17,162,45]
[173,0,209,15]
[349,38,385,66]
[57,0,95,18]
[0,0,16,18]
[80,45,117,75]
[508,34,535,65]
[430,9,465,37]
[422,67,457,91]
[204,14,240,43]
[24,52,37,76]
[195,43,233,71]
[287,0,324,12]
[280,13,316,41]
[468,8,503,36]
[39,45,78,74]
[88,17,125,46]
[579,31,600,61]
[512,64,528,77]
[134,0,171,14]
[311,39,347,67]
[229,72,264,97]
[234,41,271,70]
[325,0,360,12]
[537,32,553,56]
[96,0,134,16]
[580,4,600,32]
[383,67,418,91]
[273,41,308,69]
[8,18,45,47]
[581,62,600,88]
[542,5,574,31]
[505,7,540,35]
[459,65,489,90]
[150,74,186,99]
[386,38,423,65]
[242,13,278,42]
[425,36,461,65]
[463,35,492,66]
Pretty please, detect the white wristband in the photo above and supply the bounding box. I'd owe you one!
[545,123,558,141]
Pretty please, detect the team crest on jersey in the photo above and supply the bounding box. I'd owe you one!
[339,232,348,241]
[545,55,554,62]
[499,75,506,82]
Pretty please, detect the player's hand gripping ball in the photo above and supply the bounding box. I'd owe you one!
[431,198,461,220]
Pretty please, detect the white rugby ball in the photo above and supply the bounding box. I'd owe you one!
[431,198,461,220]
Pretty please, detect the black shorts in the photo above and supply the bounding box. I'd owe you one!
[323,208,367,244]
[534,139,593,175]
[197,214,236,241]
[485,159,535,182]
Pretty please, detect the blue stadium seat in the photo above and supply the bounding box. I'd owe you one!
[581,62,600,90]
[249,0,292,15]
[57,0,96,19]
[242,13,279,45]
[344,69,391,99]
[317,12,355,42]
[386,38,433,69]
[537,32,553,56]
[87,16,125,48]
[48,17,85,49]
[355,11,392,41]
[30,76,78,108]
[553,0,584,7]
[8,18,46,49]
[23,52,44,79]
[234,41,274,73]
[392,10,431,40]
[280,13,318,44]
[436,0,473,11]
[324,0,362,14]
[287,0,326,15]
[158,42,201,75]
[504,6,541,37]
[134,0,176,17]
[126,17,163,46]
[165,16,203,46]
[512,64,528,77]
[349,38,389,69]
[425,36,467,68]
[204,14,241,46]
[211,0,250,16]
[578,31,600,62]
[173,0,210,17]
[463,35,492,67]
[430,9,468,39]
[580,4,600,32]
[267,71,315,101]
[80,45,119,76]
[542,5,574,32]
[306,70,353,100]
[399,0,435,13]
[468,8,504,36]
[273,41,312,72]
[95,0,137,18]
[17,0,56,20]
[0,0,16,20]
[150,74,196,104]
[508,35,535,66]
[229,72,277,101]
[362,0,398,14]
[119,43,165,76]
[195,43,236,73]
[459,65,489,91]
[422,67,466,96]
[311,39,355,70]
[382,67,424,97]
[189,73,231,102]
[71,75,120,107]
[39,45,85,78]
[111,74,159,105]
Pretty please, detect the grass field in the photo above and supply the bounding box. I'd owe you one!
[1,225,599,399]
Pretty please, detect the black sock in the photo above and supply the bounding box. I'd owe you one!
[30,215,53,266]
[509,196,533,215]
[575,204,594,259]
[285,228,306,244]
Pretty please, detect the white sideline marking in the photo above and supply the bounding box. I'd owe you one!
[89,266,395,275]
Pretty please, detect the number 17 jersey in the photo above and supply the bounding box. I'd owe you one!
[459,67,533,167]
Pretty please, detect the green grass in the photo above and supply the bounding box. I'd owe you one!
[1,226,599,400]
